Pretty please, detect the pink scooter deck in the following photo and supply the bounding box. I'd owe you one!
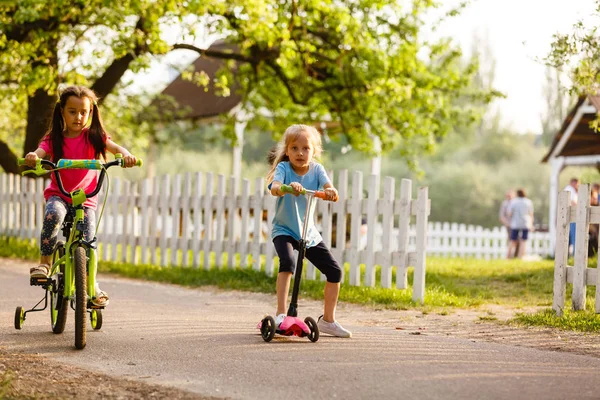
[258,316,311,337]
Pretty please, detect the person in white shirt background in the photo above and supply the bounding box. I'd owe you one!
[563,178,579,256]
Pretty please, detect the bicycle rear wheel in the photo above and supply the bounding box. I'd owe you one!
[50,242,68,334]
[74,246,87,349]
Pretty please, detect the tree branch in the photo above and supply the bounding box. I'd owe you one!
[172,43,254,63]
[264,59,307,105]
[91,17,148,102]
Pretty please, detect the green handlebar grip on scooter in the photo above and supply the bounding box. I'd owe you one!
[17,158,25,166]
[280,184,300,194]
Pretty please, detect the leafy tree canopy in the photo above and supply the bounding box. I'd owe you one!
[547,2,600,103]
[0,0,495,173]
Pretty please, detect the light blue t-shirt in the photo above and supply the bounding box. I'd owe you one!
[268,161,331,247]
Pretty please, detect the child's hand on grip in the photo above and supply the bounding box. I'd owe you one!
[24,152,38,168]
[123,154,137,168]
[290,182,303,196]
[324,187,338,202]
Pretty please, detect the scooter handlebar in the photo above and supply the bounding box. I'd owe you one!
[279,184,332,201]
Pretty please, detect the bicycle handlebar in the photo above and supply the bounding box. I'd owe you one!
[279,184,338,202]
[17,154,142,199]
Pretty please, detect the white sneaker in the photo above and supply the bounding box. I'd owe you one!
[275,314,286,328]
[317,316,352,338]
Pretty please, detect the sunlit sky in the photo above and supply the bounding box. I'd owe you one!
[433,0,597,134]
[131,0,598,135]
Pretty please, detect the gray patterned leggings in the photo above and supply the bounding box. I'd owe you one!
[40,196,96,256]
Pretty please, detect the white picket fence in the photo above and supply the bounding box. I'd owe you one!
[553,184,600,315]
[427,223,551,259]
[0,170,431,302]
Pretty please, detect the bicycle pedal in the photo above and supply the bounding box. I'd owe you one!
[87,302,105,310]
[30,277,51,286]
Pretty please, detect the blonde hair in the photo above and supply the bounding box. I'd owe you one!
[266,124,323,183]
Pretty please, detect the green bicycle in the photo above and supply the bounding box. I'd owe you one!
[14,154,141,349]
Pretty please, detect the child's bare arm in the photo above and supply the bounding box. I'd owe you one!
[271,181,283,196]
[105,139,137,167]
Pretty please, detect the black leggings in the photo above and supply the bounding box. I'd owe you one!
[273,235,342,283]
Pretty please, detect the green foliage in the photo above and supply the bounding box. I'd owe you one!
[547,4,600,100]
[0,0,497,173]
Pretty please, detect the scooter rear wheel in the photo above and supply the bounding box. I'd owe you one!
[304,316,319,342]
[261,316,276,342]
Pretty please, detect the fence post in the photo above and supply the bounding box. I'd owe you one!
[380,177,395,288]
[553,190,570,316]
[396,179,411,289]
[239,179,250,268]
[413,186,429,304]
[139,179,150,265]
[334,170,348,283]
[365,174,379,287]
[191,172,203,267]
[572,184,590,311]
[181,173,192,267]
[251,178,264,272]
[227,175,237,269]
[349,171,363,286]
[203,173,214,270]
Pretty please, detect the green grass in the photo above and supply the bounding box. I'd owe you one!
[3,235,600,332]
[514,308,600,332]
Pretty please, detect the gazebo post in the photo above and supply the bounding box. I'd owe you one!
[549,157,565,256]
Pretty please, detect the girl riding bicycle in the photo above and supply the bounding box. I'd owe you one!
[267,124,351,338]
[24,85,138,307]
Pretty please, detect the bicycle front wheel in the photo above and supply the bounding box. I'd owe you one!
[50,242,68,334]
[74,246,87,349]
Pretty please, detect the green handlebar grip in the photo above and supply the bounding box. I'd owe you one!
[17,158,46,176]
[280,184,303,194]
[115,153,142,167]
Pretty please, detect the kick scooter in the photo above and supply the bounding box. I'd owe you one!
[260,184,335,342]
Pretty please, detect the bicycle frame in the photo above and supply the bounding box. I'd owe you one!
[49,200,98,304]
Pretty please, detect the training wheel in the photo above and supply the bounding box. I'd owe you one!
[261,315,276,342]
[14,306,24,330]
[304,316,319,342]
[90,309,102,330]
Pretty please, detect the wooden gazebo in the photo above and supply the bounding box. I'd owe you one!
[542,95,600,251]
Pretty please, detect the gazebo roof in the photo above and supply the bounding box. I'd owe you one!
[158,40,242,120]
[542,95,600,162]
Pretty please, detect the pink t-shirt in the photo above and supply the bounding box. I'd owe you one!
[40,129,107,209]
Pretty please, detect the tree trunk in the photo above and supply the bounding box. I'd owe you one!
[24,89,55,154]
[0,140,19,174]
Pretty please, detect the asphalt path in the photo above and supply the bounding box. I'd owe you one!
[1,258,599,400]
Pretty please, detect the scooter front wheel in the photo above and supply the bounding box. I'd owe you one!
[261,316,276,342]
[304,316,319,342]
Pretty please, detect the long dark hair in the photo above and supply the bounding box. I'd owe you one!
[42,85,108,161]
